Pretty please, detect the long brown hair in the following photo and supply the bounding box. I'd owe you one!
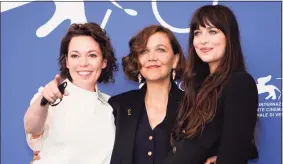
[172,5,246,141]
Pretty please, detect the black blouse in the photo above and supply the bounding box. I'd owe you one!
[133,103,172,164]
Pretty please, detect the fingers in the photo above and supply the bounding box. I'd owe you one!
[51,83,63,99]
[33,154,41,160]
[205,156,217,164]
[64,89,69,96]
[44,90,57,103]
[42,74,68,103]
[204,160,214,164]
[32,150,41,161]
[54,74,61,86]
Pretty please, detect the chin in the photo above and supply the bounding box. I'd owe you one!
[146,76,169,82]
[73,77,96,85]
[199,57,214,63]
[147,78,161,82]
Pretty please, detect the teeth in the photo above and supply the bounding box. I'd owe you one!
[78,72,91,76]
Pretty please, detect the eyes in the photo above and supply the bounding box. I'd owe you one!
[157,47,166,52]
[70,53,97,58]
[194,29,218,36]
[139,47,166,55]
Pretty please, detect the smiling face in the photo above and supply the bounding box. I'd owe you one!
[193,24,226,73]
[66,36,107,91]
[138,32,179,82]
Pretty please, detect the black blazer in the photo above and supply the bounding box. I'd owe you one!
[162,71,258,164]
[109,82,184,164]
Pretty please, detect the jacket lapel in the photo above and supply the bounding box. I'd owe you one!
[121,82,183,164]
[121,86,146,164]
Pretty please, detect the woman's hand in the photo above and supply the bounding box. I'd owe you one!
[42,74,69,103]
[205,156,217,164]
[30,151,40,164]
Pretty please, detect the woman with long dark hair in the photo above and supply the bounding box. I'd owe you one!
[164,5,258,164]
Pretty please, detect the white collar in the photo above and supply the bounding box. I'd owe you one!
[64,79,108,104]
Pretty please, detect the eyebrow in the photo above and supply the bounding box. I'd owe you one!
[155,44,168,48]
[69,50,98,53]
[194,26,216,31]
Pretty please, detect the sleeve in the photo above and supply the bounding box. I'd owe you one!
[25,86,51,151]
[216,73,258,164]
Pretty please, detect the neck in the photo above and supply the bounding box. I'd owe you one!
[145,78,171,106]
[73,81,96,92]
[208,61,220,74]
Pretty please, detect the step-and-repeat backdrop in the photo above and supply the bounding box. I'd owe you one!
[1,1,282,164]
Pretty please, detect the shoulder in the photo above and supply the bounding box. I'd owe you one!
[222,71,258,100]
[98,91,111,102]
[170,81,184,99]
[108,89,141,103]
[224,71,257,91]
[108,89,142,117]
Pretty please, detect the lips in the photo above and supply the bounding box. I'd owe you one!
[200,47,213,53]
[146,65,160,69]
[77,71,92,76]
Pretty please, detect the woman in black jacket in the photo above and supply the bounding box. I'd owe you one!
[109,24,187,164]
[164,5,258,164]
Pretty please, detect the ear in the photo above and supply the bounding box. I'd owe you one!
[102,59,107,69]
[173,53,180,69]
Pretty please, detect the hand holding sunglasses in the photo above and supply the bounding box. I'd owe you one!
[40,74,69,107]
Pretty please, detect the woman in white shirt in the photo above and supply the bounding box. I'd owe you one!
[24,22,118,164]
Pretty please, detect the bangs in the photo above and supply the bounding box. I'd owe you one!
[133,38,148,55]
[190,7,226,33]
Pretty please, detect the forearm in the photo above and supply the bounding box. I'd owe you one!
[24,94,49,136]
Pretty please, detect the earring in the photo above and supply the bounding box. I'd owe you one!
[138,74,142,83]
[172,69,176,80]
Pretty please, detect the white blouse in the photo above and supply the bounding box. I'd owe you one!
[25,79,115,164]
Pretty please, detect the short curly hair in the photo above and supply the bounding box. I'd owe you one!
[122,25,186,82]
[58,22,118,83]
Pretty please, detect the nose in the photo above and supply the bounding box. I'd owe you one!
[79,56,89,67]
[148,51,157,61]
[200,34,208,45]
